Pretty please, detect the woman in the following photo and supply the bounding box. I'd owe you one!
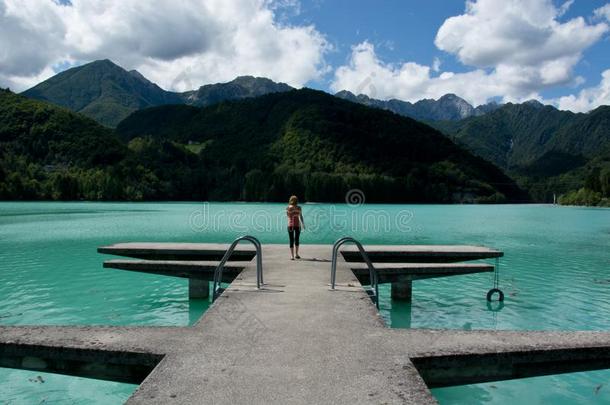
[286,195,305,260]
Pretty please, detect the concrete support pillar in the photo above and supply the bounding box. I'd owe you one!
[189,279,210,299]
[391,277,412,302]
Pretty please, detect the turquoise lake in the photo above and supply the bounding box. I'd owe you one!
[0,201,609,404]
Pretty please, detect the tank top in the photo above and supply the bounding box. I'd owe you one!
[287,205,301,228]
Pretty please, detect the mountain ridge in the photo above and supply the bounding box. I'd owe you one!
[434,102,610,170]
[334,90,501,122]
[430,102,610,202]
[116,88,526,203]
[24,58,576,129]
[22,59,294,127]
[1,87,527,202]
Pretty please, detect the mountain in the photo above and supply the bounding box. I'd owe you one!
[334,91,500,122]
[22,59,294,127]
[0,89,206,200]
[436,103,610,171]
[22,60,182,127]
[333,88,610,205]
[181,75,293,106]
[0,88,125,167]
[117,88,526,203]
[3,87,526,202]
[431,102,610,203]
[555,146,610,206]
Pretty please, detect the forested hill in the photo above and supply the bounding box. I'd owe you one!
[0,89,205,200]
[434,102,610,171]
[431,102,610,204]
[0,89,124,167]
[117,88,526,203]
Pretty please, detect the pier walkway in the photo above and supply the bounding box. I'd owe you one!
[2,244,610,403]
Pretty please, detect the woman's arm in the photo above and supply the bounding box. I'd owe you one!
[299,211,305,229]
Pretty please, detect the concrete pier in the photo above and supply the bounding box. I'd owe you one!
[342,244,501,301]
[103,259,243,283]
[2,244,610,404]
[341,244,502,263]
[391,277,413,301]
[188,279,209,299]
[98,242,256,261]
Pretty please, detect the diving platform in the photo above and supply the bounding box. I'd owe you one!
[3,242,610,404]
[98,242,256,299]
[350,262,494,283]
[341,244,503,263]
[103,259,246,298]
[349,262,494,301]
[98,243,501,302]
[97,242,256,261]
[103,259,244,281]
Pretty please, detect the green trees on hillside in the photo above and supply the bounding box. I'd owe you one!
[1,88,527,203]
[558,166,610,206]
[116,89,526,203]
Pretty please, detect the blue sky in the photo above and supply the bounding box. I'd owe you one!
[290,0,610,101]
[1,0,609,111]
[290,1,468,87]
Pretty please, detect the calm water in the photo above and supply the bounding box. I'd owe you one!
[0,202,609,404]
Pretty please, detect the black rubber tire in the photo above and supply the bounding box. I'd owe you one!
[486,288,504,302]
[486,300,505,312]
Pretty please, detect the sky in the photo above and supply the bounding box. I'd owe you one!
[1,0,609,112]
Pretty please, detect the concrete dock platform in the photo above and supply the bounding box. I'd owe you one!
[341,244,502,263]
[350,262,494,283]
[2,244,610,404]
[103,259,244,282]
[97,242,256,261]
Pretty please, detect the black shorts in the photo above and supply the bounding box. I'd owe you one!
[288,226,301,248]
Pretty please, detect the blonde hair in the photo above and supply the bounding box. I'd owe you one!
[288,195,298,205]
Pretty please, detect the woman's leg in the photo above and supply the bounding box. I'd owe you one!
[294,227,301,258]
[288,227,295,259]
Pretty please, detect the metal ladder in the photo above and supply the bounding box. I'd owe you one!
[330,237,379,308]
[212,235,263,301]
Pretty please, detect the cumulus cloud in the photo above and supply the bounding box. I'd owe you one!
[0,1,67,78]
[432,57,441,73]
[557,0,574,17]
[435,0,605,73]
[331,0,609,109]
[331,41,506,106]
[0,0,329,91]
[595,3,610,22]
[557,69,610,112]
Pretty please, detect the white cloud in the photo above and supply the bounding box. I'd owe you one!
[331,0,609,110]
[594,3,610,22]
[265,0,302,20]
[0,1,66,78]
[435,0,606,71]
[432,57,441,73]
[0,0,329,91]
[331,41,506,106]
[557,0,574,17]
[557,69,610,112]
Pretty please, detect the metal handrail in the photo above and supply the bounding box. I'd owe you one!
[330,236,379,307]
[212,235,263,300]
